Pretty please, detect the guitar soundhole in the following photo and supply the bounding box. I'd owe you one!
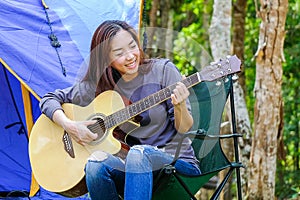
[87,116,107,145]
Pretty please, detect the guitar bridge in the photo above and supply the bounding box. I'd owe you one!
[62,132,75,158]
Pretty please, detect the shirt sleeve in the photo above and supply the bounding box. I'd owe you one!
[39,81,96,120]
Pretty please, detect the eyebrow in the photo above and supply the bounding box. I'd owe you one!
[111,39,135,52]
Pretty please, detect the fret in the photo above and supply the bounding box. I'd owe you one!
[168,84,176,92]
[127,102,138,118]
[128,105,133,117]
[132,104,137,115]
[164,88,172,99]
[144,96,153,109]
[105,115,115,129]
[113,113,119,125]
[105,116,110,128]
[125,108,130,119]
[182,73,199,88]
[148,95,155,106]
[181,78,188,87]
[118,113,122,124]
[112,112,120,125]
[139,100,145,111]
[120,109,129,122]
[185,76,193,87]
[153,92,161,103]
[136,103,141,114]
[158,89,166,100]
[144,97,150,108]
[118,109,128,124]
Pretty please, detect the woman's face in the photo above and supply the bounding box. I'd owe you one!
[109,30,140,81]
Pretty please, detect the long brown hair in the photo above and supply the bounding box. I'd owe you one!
[82,20,146,96]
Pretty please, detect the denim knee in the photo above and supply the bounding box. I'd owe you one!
[86,152,123,176]
[85,156,110,180]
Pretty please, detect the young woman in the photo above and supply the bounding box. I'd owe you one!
[39,20,201,200]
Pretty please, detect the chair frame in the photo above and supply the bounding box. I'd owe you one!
[153,78,244,200]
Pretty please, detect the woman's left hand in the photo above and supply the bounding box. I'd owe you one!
[171,82,190,106]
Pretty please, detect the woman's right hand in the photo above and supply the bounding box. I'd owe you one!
[52,109,98,146]
[62,119,98,146]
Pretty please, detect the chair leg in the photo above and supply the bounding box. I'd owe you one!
[235,167,243,200]
[210,167,234,200]
[229,78,243,200]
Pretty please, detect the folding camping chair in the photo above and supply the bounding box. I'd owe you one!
[152,75,243,200]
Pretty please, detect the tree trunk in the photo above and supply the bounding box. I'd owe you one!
[147,0,159,57]
[208,1,232,200]
[233,0,247,94]
[209,0,252,199]
[232,0,252,197]
[157,0,170,58]
[248,0,288,199]
[208,0,231,60]
[146,0,171,58]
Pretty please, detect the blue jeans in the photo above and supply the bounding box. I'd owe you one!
[85,145,201,200]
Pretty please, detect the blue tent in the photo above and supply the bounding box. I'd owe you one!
[0,0,142,198]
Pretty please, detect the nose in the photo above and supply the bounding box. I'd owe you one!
[126,52,135,60]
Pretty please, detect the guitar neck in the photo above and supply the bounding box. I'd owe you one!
[103,55,241,129]
[104,72,201,129]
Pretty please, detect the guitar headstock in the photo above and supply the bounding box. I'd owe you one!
[199,55,241,82]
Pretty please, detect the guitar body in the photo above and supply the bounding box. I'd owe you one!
[29,90,132,196]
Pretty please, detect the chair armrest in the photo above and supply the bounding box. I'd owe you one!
[172,129,242,163]
[185,130,243,140]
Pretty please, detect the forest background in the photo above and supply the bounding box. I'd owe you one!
[141,0,299,199]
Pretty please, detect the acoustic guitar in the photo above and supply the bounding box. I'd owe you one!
[28,55,241,197]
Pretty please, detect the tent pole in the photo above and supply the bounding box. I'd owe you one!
[20,85,40,196]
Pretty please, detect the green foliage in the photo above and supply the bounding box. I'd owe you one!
[277,0,300,199]
[174,0,300,198]
[173,23,212,75]
[171,0,213,75]
[144,0,300,198]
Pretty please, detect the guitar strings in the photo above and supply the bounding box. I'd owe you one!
[88,118,106,135]
[86,71,221,135]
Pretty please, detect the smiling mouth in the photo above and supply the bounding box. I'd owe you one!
[125,59,137,68]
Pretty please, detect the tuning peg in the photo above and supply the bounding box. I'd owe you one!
[232,74,239,80]
[210,61,218,66]
[216,81,222,86]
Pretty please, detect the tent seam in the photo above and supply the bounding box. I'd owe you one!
[0,58,41,101]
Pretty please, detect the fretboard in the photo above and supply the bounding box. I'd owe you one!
[104,72,201,129]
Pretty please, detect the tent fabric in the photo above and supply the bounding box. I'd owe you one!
[0,64,33,193]
[1,0,142,98]
[0,0,142,198]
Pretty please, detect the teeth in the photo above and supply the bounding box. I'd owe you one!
[126,60,136,66]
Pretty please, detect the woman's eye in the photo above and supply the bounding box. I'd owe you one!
[115,52,123,57]
[130,44,137,49]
